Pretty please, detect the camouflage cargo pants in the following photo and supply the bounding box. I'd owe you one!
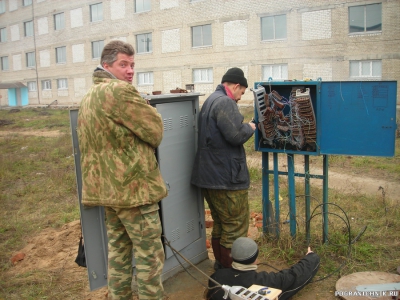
[105,203,165,300]
[202,188,249,248]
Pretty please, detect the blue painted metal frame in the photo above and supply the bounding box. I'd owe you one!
[260,151,328,240]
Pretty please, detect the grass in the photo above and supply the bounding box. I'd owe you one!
[0,109,79,280]
[0,106,399,299]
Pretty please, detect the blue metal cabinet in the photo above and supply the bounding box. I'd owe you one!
[253,80,397,239]
[253,80,397,157]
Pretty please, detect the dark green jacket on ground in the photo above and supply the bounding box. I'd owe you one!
[77,69,168,208]
[207,252,320,300]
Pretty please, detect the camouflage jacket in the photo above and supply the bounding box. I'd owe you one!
[77,70,168,207]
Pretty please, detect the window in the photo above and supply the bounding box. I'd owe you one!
[56,46,66,63]
[261,14,287,40]
[135,0,151,13]
[0,27,6,42]
[350,60,381,78]
[90,3,103,22]
[192,24,212,47]
[27,81,37,91]
[1,56,8,71]
[136,33,152,53]
[57,78,68,89]
[26,52,35,68]
[262,64,288,80]
[54,13,65,30]
[24,20,34,37]
[193,68,213,83]
[41,80,51,90]
[137,72,154,85]
[92,40,104,59]
[349,3,381,33]
[0,0,5,14]
[23,0,32,6]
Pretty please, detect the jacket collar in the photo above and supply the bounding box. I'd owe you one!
[93,64,117,80]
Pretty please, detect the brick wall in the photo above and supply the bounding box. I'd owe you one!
[0,0,399,107]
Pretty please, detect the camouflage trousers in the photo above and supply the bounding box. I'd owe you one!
[202,188,249,248]
[105,203,165,300]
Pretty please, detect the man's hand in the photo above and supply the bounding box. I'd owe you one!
[306,247,313,255]
[248,121,256,131]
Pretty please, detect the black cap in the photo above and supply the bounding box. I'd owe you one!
[221,67,248,88]
[231,237,259,265]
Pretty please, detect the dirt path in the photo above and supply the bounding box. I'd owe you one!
[0,129,62,137]
[246,156,400,204]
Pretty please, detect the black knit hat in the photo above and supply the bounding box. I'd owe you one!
[221,67,248,88]
[231,237,259,265]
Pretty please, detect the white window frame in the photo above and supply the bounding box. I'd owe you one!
[92,40,104,59]
[136,33,152,54]
[0,0,6,14]
[23,0,32,6]
[137,72,154,85]
[90,3,103,22]
[54,12,65,30]
[192,24,212,48]
[56,46,66,64]
[24,20,34,37]
[26,52,35,68]
[1,56,9,71]
[349,60,382,78]
[193,68,213,83]
[262,64,288,81]
[27,81,37,91]
[57,78,68,89]
[135,0,151,13]
[41,80,51,90]
[261,14,287,41]
[349,3,382,34]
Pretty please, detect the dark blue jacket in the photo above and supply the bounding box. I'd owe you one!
[191,84,254,190]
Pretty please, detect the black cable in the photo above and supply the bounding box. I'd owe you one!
[162,235,220,290]
[257,262,281,272]
[306,202,367,283]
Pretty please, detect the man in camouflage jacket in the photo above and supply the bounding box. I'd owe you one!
[78,40,168,300]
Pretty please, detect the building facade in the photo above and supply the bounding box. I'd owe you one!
[0,0,399,106]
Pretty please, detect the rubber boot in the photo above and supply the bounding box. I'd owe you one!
[220,245,233,268]
[211,238,222,270]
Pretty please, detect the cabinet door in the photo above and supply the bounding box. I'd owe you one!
[320,81,397,157]
[156,101,201,259]
[69,110,108,291]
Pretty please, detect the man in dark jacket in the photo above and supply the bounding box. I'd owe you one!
[206,237,320,300]
[191,68,256,269]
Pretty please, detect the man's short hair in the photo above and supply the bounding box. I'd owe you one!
[101,40,135,67]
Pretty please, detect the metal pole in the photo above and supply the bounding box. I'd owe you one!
[323,155,329,243]
[305,155,311,243]
[273,152,280,237]
[262,152,270,235]
[287,154,296,237]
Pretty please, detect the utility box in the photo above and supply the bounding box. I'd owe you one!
[70,93,208,291]
[253,81,397,157]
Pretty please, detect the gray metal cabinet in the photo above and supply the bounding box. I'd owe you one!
[69,93,207,291]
